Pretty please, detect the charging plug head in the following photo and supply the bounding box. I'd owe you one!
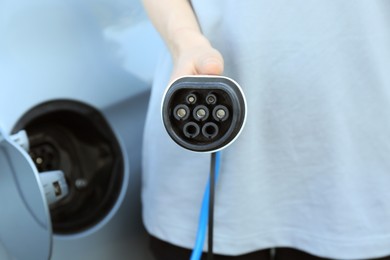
[162,76,246,152]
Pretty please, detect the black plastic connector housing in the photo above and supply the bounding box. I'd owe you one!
[162,76,246,152]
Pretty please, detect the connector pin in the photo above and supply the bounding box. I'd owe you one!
[177,108,187,118]
[216,109,226,119]
[196,109,206,118]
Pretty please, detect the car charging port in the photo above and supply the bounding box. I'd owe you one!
[12,99,124,235]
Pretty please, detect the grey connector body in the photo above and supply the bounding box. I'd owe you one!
[162,75,247,152]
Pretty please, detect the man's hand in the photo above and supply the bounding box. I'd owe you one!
[170,29,224,81]
[142,0,224,81]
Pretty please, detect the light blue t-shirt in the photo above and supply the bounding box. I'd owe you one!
[142,1,390,258]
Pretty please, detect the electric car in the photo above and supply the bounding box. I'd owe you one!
[0,1,163,259]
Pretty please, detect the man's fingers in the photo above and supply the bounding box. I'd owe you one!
[196,50,224,75]
[170,47,224,81]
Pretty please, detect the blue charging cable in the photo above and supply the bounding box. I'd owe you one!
[190,151,222,260]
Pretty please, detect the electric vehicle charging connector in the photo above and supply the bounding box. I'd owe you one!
[161,76,247,260]
[162,75,247,153]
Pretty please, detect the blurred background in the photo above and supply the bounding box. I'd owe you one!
[0,0,164,259]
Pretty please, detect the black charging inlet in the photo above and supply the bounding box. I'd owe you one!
[162,76,246,152]
[12,99,124,235]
